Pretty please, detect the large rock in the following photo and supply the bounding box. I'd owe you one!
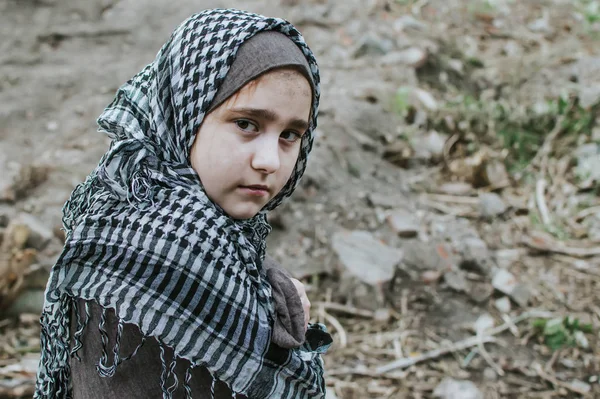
[332,230,404,310]
[332,230,403,286]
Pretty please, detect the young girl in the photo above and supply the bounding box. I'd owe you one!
[35,8,331,399]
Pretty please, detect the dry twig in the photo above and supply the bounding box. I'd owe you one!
[322,310,348,349]
[375,310,555,374]
[533,363,592,397]
[535,179,552,227]
[312,302,374,318]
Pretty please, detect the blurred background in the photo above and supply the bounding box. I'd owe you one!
[1,0,599,397]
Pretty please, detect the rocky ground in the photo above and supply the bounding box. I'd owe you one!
[1,0,600,398]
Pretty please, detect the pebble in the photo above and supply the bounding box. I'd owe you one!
[492,269,531,307]
[393,15,427,32]
[332,230,403,286]
[527,16,553,34]
[570,379,591,394]
[411,130,448,160]
[444,270,469,293]
[575,143,600,188]
[16,213,54,251]
[0,212,9,228]
[438,182,473,196]
[483,367,498,382]
[408,87,439,111]
[373,308,391,323]
[457,236,493,276]
[353,33,394,58]
[574,330,589,349]
[481,160,510,189]
[402,241,457,272]
[494,296,512,313]
[6,288,45,316]
[386,208,420,238]
[479,192,507,218]
[494,248,522,269]
[380,47,427,67]
[473,313,495,334]
[367,193,407,209]
[433,377,484,399]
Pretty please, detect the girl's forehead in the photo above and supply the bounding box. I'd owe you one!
[220,68,312,108]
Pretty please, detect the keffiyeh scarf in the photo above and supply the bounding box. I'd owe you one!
[35,8,330,399]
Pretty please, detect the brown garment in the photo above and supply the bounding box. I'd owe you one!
[263,256,306,349]
[70,300,246,399]
[70,256,304,398]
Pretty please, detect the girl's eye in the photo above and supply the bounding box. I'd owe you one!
[280,131,302,143]
[235,119,258,133]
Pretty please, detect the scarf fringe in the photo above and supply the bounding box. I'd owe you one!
[35,296,73,399]
[36,297,241,398]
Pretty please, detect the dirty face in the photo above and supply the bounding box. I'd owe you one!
[190,68,312,220]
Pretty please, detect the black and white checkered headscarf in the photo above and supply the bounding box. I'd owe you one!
[35,8,330,399]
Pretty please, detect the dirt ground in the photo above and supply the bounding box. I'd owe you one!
[1,0,599,398]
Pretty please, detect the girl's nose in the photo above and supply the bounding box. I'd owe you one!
[251,135,280,174]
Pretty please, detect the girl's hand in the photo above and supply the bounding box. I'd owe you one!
[290,278,310,330]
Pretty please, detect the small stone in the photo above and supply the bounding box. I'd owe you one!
[438,182,473,196]
[408,87,438,111]
[473,313,495,334]
[0,212,9,228]
[444,270,469,293]
[570,379,591,394]
[433,377,483,399]
[483,367,498,382]
[480,161,510,189]
[479,192,507,218]
[332,230,403,286]
[393,15,426,32]
[374,308,391,323]
[575,143,600,188]
[492,269,531,307]
[46,121,59,131]
[411,130,448,160]
[579,86,600,109]
[16,213,55,250]
[387,209,420,238]
[457,236,493,276]
[574,331,589,349]
[6,289,45,316]
[353,33,394,58]
[494,297,511,313]
[382,140,414,168]
[528,16,553,34]
[446,58,464,74]
[494,249,522,269]
[0,163,50,202]
[559,359,579,369]
[469,283,494,303]
[325,390,338,399]
[367,193,406,208]
[421,270,442,284]
[380,47,427,67]
[402,241,457,272]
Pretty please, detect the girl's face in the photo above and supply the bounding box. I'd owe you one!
[190,68,312,220]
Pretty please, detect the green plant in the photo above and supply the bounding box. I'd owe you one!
[532,316,593,351]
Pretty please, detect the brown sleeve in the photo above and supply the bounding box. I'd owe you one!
[263,255,306,348]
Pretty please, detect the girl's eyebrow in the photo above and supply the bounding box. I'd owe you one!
[229,107,309,131]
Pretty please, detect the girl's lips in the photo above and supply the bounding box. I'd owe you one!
[239,186,269,196]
